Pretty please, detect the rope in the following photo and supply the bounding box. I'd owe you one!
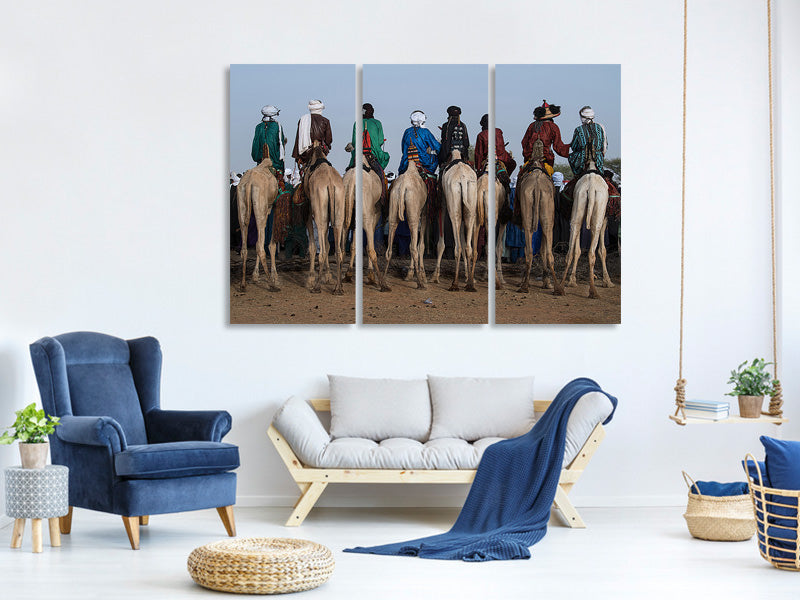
[766,0,783,418]
[674,0,688,421]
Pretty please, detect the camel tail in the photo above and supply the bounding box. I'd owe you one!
[343,177,354,231]
[397,188,406,222]
[585,185,596,230]
[533,186,540,233]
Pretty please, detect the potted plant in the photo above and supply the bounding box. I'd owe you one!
[726,358,777,418]
[0,403,61,468]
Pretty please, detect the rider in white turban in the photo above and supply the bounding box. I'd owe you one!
[261,105,280,120]
[410,110,426,127]
[293,99,333,166]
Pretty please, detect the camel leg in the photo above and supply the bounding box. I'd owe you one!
[237,186,250,292]
[432,209,445,283]
[418,216,428,285]
[383,220,398,281]
[560,225,579,289]
[545,222,565,296]
[518,225,534,293]
[463,211,477,292]
[267,234,279,291]
[368,225,390,292]
[496,223,507,289]
[253,191,271,287]
[449,218,462,292]
[310,214,325,294]
[587,223,602,299]
[306,217,316,286]
[408,217,425,290]
[332,213,345,296]
[598,217,614,287]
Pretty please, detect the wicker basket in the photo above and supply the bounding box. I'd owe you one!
[744,454,800,571]
[187,537,334,594]
[682,471,756,542]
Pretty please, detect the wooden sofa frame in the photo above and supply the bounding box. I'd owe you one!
[267,398,605,528]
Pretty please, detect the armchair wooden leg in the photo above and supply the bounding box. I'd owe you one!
[216,506,236,537]
[139,515,149,526]
[286,482,327,527]
[59,506,73,534]
[122,516,140,550]
[553,485,586,528]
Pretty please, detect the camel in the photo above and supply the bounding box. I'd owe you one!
[515,141,562,295]
[437,150,478,292]
[236,153,280,292]
[303,143,346,295]
[560,154,613,299]
[383,160,428,289]
[345,162,391,291]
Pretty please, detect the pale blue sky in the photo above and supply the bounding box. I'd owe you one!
[229,64,355,174]
[363,64,488,175]
[496,64,621,165]
[229,64,620,175]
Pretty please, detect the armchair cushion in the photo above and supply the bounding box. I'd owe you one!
[56,415,127,453]
[114,441,240,480]
[145,409,232,443]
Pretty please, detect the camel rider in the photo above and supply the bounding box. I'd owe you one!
[347,103,390,171]
[474,113,516,199]
[399,110,441,219]
[292,99,333,169]
[520,100,570,177]
[251,105,287,172]
[568,106,607,177]
[346,103,390,205]
[398,110,440,175]
[563,106,619,206]
[438,105,470,168]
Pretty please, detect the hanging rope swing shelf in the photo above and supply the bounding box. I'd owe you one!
[669,0,786,427]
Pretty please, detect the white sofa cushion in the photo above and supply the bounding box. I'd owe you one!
[328,375,431,442]
[318,437,505,470]
[272,395,330,467]
[428,375,536,441]
[561,391,614,466]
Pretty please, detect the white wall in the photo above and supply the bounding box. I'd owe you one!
[1,0,798,515]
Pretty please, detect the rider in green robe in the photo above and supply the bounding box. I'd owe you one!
[347,103,390,170]
[251,105,287,172]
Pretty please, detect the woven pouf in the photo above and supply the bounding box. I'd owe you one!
[187,537,334,595]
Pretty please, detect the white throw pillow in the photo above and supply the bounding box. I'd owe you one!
[428,375,536,441]
[328,375,431,442]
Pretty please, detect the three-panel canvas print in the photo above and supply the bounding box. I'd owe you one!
[229,64,621,325]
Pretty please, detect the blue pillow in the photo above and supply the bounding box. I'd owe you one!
[761,436,800,489]
[690,480,748,496]
[743,459,771,487]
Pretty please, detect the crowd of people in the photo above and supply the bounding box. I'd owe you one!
[230,98,621,265]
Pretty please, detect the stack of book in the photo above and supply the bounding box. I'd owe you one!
[684,400,730,420]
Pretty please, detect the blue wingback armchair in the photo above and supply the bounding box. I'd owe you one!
[29,332,240,549]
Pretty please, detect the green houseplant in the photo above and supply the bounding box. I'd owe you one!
[726,358,777,418]
[0,403,60,468]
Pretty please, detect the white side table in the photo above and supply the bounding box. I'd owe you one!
[5,465,69,553]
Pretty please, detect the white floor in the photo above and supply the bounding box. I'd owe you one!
[0,506,795,599]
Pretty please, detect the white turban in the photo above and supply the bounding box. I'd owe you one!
[410,110,426,127]
[552,171,564,186]
[230,171,240,186]
[580,105,595,124]
[261,105,280,121]
[308,99,325,114]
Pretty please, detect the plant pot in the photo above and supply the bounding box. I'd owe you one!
[19,441,49,469]
[738,395,764,419]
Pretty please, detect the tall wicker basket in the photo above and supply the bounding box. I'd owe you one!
[682,471,756,542]
[743,454,800,571]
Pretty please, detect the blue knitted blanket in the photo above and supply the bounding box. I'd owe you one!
[344,377,617,561]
